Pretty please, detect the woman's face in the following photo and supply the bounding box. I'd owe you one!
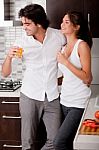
[61,14,78,35]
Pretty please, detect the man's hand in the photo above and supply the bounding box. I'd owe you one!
[7,46,20,58]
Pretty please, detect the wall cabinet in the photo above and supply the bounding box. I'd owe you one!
[91,57,99,84]
[46,0,83,29]
[91,38,99,57]
[46,0,99,37]
[84,0,99,38]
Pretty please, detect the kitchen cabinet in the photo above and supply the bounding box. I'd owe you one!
[4,0,10,20]
[91,38,99,85]
[84,0,99,38]
[0,97,21,150]
[0,95,47,150]
[46,0,99,37]
[91,57,99,84]
[46,0,83,29]
[91,38,99,57]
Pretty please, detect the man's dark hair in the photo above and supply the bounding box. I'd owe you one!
[19,4,50,30]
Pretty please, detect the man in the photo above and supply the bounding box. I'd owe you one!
[2,4,66,150]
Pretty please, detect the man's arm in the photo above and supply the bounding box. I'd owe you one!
[1,47,18,77]
[2,56,12,77]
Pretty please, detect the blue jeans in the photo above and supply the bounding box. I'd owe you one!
[54,105,84,150]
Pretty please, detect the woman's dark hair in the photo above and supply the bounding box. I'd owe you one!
[66,11,93,48]
[18,4,50,30]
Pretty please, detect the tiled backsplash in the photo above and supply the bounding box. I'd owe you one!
[0,0,46,81]
[0,26,24,81]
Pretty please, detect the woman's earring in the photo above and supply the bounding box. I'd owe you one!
[38,25,41,28]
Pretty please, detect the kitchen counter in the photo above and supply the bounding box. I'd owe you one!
[74,84,99,150]
[0,86,61,97]
[0,88,20,97]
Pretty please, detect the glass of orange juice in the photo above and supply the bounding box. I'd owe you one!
[16,47,23,58]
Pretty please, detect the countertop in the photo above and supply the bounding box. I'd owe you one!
[0,88,20,97]
[0,85,61,97]
[74,84,99,150]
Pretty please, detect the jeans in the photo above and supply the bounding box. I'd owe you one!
[54,105,84,150]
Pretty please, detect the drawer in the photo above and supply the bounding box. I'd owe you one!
[0,141,21,150]
[0,97,19,112]
[0,112,21,141]
[0,111,21,119]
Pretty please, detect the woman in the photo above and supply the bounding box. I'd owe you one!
[54,11,93,150]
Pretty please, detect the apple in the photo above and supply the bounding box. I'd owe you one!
[94,110,99,119]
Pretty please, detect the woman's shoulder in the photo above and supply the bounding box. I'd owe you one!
[78,40,89,49]
[78,39,91,54]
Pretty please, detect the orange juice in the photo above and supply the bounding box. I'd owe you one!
[16,48,23,58]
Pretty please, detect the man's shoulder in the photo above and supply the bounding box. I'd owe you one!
[48,27,65,39]
[48,27,61,34]
[48,27,66,44]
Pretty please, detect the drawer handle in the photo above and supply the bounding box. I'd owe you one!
[2,115,21,119]
[1,101,20,104]
[3,144,22,148]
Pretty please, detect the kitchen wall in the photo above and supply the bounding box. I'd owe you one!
[0,0,46,81]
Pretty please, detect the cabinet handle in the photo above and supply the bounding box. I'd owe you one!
[2,115,21,119]
[3,144,22,148]
[1,101,20,104]
[88,13,90,23]
[88,13,90,29]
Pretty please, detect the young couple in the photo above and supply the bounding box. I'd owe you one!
[2,4,92,150]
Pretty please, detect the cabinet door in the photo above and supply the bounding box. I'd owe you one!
[91,38,99,57]
[0,141,21,150]
[46,0,84,29]
[0,111,21,141]
[91,57,99,84]
[0,97,21,149]
[0,97,46,150]
[0,97,19,112]
[84,0,99,37]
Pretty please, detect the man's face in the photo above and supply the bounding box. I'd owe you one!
[21,17,38,36]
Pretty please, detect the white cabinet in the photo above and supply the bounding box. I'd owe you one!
[91,38,99,84]
[91,57,99,84]
[91,38,99,57]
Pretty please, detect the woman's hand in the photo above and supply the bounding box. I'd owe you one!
[57,52,68,66]
[83,72,93,86]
